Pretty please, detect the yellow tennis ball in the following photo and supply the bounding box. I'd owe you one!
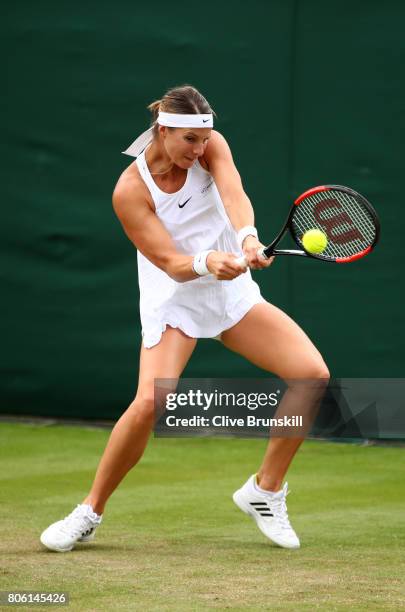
[302,229,328,254]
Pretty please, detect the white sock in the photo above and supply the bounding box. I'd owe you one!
[81,504,102,519]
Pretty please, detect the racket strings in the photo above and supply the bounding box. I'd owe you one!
[328,191,375,244]
[292,190,377,259]
[303,192,373,256]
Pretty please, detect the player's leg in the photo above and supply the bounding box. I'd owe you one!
[222,302,329,548]
[40,327,196,552]
[222,302,328,379]
[82,327,197,514]
[222,301,329,487]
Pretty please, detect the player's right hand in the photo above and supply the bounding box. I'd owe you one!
[206,251,247,280]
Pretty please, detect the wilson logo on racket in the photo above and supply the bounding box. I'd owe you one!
[234,184,380,267]
[313,198,366,245]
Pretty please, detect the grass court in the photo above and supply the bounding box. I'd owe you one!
[1,422,404,610]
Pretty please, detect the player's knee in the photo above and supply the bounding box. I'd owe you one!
[307,361,330,383]
[129,392,156,422]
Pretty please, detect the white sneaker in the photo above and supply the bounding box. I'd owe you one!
[40,504,102,552]
[233,475,300,549]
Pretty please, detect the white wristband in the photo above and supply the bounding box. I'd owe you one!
[192,250,215,276]
[237,225,258,250]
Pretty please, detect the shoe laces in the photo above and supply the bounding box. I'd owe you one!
[266,484,292,530]
[59,505,98,537]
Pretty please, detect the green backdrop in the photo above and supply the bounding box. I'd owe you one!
[1,1,404,419]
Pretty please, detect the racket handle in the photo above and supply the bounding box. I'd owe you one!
[235,255,248,267]
[235,247,268,268]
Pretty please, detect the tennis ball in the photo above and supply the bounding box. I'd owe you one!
[302,229,328,254]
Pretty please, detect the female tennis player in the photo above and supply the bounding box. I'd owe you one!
[40,85,329,552]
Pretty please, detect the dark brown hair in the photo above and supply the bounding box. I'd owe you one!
[147,84,215,136]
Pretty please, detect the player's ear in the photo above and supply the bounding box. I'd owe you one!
[158,125,167,139]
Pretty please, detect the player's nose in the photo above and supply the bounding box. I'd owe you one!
[193,144,204,157]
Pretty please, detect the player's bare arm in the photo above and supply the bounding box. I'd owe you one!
[112,171,245,282]
[204,131,273,269]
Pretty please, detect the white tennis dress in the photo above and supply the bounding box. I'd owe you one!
[136,148,266,348]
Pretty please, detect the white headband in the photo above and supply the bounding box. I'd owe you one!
[158,112,213,128]
[122,112,213,158]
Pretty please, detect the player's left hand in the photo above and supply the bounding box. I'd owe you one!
[242,236,275,269]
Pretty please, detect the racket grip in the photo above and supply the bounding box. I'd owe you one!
[235,247,267,268]
[235,255,247,267]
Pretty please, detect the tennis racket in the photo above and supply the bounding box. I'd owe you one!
[236,185,380,265]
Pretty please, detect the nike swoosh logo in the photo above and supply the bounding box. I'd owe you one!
[178,197,192,208]
[203,119,209,123]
